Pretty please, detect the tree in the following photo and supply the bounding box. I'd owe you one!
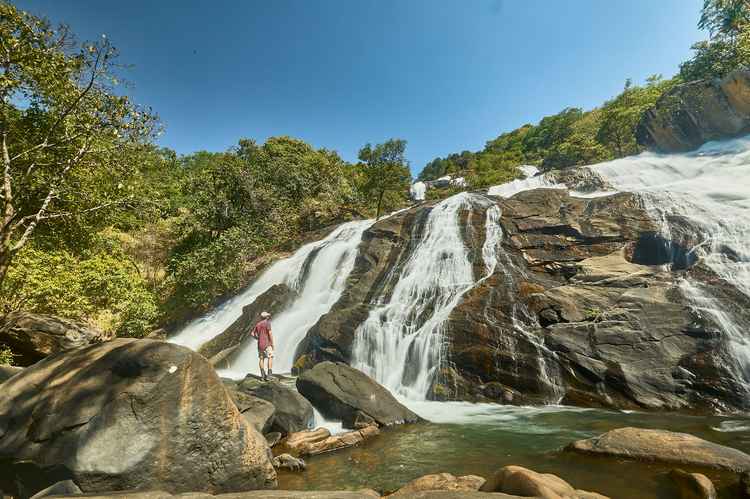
[681,0,750,80]
[358,139,411,219]
[0,3,157,289]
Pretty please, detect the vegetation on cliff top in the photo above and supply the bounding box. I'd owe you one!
[418,0,750,184]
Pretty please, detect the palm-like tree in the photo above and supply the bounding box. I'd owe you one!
[699,0,750,40]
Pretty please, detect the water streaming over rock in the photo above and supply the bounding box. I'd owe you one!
[589,137,750,388]
[351,192,503,400]
[168,220,373,374]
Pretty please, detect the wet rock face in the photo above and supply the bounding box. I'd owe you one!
[296,187,750,413]
[0,311,109,366]
[0,339,277,497]
[636,70,750,152]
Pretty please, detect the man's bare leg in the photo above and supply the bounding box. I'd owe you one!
[259,358,266,380]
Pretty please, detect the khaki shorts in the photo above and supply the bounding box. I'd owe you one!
[259,346,274,359]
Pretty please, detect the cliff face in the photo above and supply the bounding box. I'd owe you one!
[295,189,750,414]
[636,70,750,152]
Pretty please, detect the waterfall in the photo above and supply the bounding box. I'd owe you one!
[352,192,502,400]
[168,220,373,377]
[487,165,565,197]
[589,136,750,387]
[220,219,373,378]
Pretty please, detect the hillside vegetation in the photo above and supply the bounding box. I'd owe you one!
[418,0,750,185]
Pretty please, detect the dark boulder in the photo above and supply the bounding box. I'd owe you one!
[225,387,276,433]
[636,69,750,152]
[296,361,420,428]
[236,377,314,434]
[0,339,276,497]
[0,311,109,366]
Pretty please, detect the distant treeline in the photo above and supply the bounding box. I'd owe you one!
[417,0,750,186]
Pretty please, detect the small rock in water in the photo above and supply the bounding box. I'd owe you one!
[669,468,717,499]
[272,453,306,471]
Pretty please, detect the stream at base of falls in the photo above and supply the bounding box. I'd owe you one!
[278,402,750,498]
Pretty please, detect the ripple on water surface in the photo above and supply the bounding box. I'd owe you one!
[278,403,750,499]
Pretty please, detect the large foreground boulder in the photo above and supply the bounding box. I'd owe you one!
[566,427,750,472]
[296,362,421,428]
[0,339,276,497]
[0,364,22,383]
[0,311,108,366]
[636,69,750,152]
[236,377,314,434]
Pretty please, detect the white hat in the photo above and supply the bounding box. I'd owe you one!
[261,311,271,318]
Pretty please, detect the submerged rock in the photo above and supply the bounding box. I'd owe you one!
[636,69,750,152]
[669,469,717,499]
[296,361,421,428]
[566,427,750,472]
[0,311,109,366]
[271,453,306,471]
[480,465,609,499]
[237,377,314,434]
[389,473,486,496]
[0,339,276,497]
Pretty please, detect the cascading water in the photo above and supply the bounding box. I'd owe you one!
[220,219,373,378]
[352,192,503,400]
[168,219,373,377]
[589,136,750,387]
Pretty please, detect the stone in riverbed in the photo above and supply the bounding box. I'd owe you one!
[566,427,750,472]
[237,377,314,434]
[0,311,109,366]
[388,473,486,496]
[271,453,306,471]
[29,480,82,499]
[282,425,380,457]
[669,469,717,499]
[0,339,276,497]
[480,465,609,499]
[296,361,421,428]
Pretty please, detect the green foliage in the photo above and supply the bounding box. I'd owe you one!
[0,2,158,290]
[0,344,15,366]
[3,244,158,337]
[681,0,750,80]
[357,139,411,218]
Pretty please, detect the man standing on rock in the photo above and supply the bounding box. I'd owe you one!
[250,311,274,381]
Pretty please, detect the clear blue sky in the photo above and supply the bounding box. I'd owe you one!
[16,0,704,175]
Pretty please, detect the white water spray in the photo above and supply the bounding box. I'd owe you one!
[352,192,502,400]
[169,220,373,376]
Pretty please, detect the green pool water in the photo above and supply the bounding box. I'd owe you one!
[277,402,750,498]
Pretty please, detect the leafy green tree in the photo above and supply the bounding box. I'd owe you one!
[0,3,157,289]
[681,0,750,80]
[358,139,411,219]
[597,76,678,157]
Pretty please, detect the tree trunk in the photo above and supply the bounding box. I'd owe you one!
[376,190,385,220]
